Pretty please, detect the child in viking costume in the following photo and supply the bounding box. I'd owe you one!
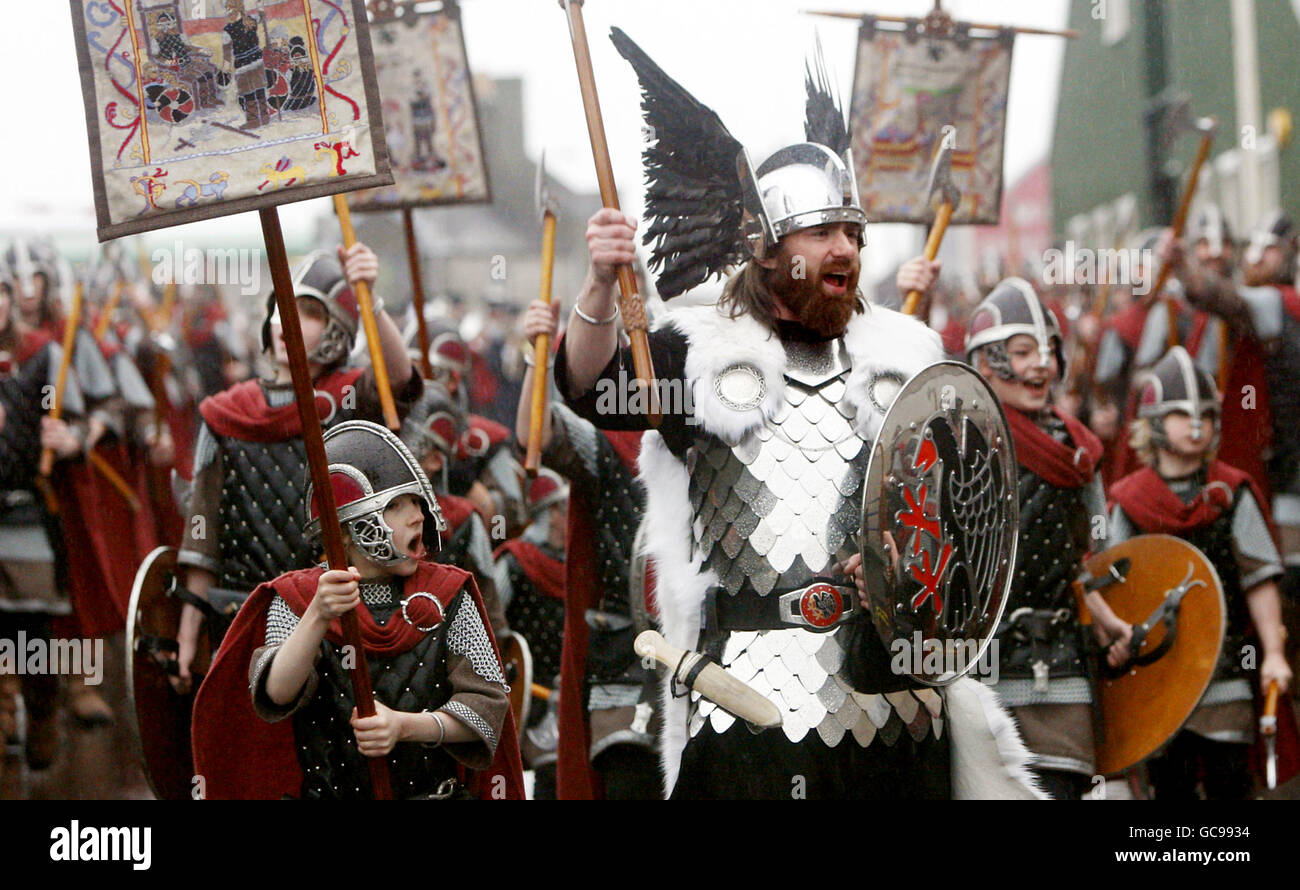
[965,277,1134,800]
[1107,346,1290,799]
[192,420,523,799]
[173,244,420,694]
[425,329,526,532]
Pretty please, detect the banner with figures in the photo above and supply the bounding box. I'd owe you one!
[70,0,392,241]
[848,20,1013,224]
[346,0,490,211]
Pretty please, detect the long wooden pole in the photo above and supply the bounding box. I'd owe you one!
[562,0,660,426]
[1147,121,1217,348]
[260,207,393,800]
[333,195,400,431]
[803,9,1080,38]
[525,210,558,475]
[402,208,433,380]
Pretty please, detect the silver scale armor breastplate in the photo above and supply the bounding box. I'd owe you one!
[685,336,940,747]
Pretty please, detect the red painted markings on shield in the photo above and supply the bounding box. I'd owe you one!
[899,437,952,613]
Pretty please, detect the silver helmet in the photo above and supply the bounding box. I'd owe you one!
[1189,203,1233,259]
[305,420,447,566]
[1135,345,1220,451]
[964,277,1066,379]
[740,142,866,260]
[261,250,360,368]
[5,238,60,310]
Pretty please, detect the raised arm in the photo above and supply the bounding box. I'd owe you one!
[561,209,637,398]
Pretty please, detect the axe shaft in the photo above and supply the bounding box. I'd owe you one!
[334,195,400,431]
[525,211,558,476]
[902,201,953,315]
[563,0,660,426]
[1148,126,1216,347]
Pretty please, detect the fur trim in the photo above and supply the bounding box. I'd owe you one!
[842,305,945,441]
[659,304,786,443]
[637,430,715,796]
[945,678,1047,799]
[638,301,943,796]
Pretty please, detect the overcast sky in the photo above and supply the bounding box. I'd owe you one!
[0,0,1068,270]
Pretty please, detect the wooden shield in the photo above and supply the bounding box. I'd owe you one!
[1082,534,1225,775]
[497,630,533,740]
[126,546,210,800]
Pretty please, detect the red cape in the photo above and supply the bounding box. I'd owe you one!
[1006,406,1103,488]
[435,492,477,533]
[493,539,565,601]
[192,561,525,800]
[556,430,650,800]
[199,367,364,443]
[1109,461,1269,536]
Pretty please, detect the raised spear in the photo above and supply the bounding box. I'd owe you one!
[260,207,393,800]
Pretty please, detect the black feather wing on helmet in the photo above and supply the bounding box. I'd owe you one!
[804,40,850,156]
[609,27,746,299]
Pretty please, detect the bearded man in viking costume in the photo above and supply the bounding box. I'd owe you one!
[557,30,1040,800]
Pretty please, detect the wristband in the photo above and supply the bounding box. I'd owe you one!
[573,303,620,326]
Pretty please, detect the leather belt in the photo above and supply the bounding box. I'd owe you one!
[714,579,859,633]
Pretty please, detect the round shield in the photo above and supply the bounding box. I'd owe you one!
[1083,534,1225,775]
[497,630,533,740]
[858,362,1018,685]
[126,546,210,801]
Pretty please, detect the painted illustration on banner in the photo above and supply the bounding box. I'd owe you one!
[347,0,489,211]
[848,20,1013,224]
[71,0,391,240]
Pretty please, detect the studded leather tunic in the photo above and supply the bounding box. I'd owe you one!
[996,413,1103,685]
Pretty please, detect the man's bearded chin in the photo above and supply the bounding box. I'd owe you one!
[769,258,860,338]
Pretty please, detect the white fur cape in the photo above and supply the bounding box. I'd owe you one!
[636,302,1044,799]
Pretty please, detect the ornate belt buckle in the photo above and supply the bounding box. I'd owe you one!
[779,581,852,632]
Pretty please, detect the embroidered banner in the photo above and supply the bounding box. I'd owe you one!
[848,21,1013,224]
[346,1,490,212]
[71,0,392,241]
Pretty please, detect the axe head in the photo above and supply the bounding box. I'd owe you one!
[535,149,559,223]
[925,125,960,214]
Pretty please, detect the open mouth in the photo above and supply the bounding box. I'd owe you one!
[822,272,849,294]
[1022,379,1049,395]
